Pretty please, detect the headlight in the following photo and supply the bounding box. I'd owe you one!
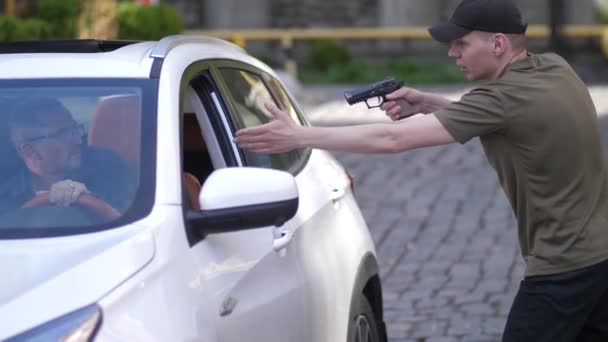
[6,304,101,342]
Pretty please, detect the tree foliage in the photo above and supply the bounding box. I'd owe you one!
[117,3,185,41]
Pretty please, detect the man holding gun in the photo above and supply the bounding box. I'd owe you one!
[235,0,608,340]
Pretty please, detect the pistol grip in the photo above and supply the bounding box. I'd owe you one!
[396,99,416,120]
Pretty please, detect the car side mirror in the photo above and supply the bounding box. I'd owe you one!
[186,167,299,235]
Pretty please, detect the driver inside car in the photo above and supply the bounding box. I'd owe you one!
[0,97,136,222]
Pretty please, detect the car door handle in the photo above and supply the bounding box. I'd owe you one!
[273,229,294,252]
[329,186,346,201]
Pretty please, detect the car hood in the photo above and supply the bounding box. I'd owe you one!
[0,225,155,339]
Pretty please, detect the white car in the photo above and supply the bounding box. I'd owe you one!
[0,35,386,342]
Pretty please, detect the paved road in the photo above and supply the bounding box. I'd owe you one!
[300,86,608,341]
[333,141,520,342]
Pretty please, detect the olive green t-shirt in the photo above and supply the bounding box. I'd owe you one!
[435,53,608,276]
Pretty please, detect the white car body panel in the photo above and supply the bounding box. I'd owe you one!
[0,37,268,80]
[95,206,310,341]
[199,167,298,209]
[294,150,374,341]
[0,36,381,342]
[0,226,154,338]
[154,42,274,205]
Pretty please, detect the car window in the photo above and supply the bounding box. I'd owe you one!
[0,79,156,237]
[219,68,299,171]
[266,77,303,126]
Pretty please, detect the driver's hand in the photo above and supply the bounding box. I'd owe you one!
[49,179,89,206]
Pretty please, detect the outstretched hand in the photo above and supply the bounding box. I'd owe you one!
[234,102,302,153]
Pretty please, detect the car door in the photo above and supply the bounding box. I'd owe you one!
[211,64,368,341]
[182,64,313,342]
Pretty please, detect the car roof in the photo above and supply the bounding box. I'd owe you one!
[0,35,270,79]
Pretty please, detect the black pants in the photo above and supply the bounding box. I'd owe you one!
[502,259,608,342]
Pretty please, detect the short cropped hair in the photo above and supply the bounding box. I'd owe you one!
[8,97,71,143]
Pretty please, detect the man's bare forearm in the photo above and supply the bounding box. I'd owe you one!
[295,114,455,154]
[234,103,455,154]
[296,123,398,154]
[424,93,453,112]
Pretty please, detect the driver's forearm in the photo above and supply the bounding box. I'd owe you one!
[79,193,121,221]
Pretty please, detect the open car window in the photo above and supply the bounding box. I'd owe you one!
[218,68,301,171]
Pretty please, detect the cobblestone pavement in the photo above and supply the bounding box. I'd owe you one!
[298,85,608,342]
[334,143,520,342]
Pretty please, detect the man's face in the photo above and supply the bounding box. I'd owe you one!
[18,108,83,176]
[448,31,498,81]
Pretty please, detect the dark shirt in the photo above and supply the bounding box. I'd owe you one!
[0,146,136,214]
[435,53,608,276]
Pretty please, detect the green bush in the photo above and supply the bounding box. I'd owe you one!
[117,3,185,40]
[13,19,52,40]
[326,61,377,83]
[0,16,52,41]
[35,0,80,39]
[299,58,467,85]
[594,1,608,23]
[388,59,466,84]
[307,40,351,71]
[0,16,18,41]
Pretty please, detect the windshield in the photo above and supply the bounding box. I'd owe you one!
[0,79,157,238]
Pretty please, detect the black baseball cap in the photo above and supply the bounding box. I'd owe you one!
[428,0,528,43]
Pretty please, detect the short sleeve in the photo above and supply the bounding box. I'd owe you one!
[81,147,137,212]
[434,87,507,144]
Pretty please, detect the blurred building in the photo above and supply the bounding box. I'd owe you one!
[166,0,595,29]
[2,1,593,62]
[164,0,596,60]
[1,0,595,30]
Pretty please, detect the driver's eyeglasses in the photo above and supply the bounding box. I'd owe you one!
[26,123,85,144]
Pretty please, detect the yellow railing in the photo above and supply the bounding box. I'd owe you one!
[186,25,608,76]
[4,0,14,17]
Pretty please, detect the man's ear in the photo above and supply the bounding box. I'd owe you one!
[492,34,509,56]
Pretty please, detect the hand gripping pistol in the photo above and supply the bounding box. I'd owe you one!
[344,77,404,109]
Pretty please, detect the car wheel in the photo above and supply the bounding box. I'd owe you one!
[349,294,380,342]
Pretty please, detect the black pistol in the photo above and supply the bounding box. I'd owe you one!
[344,77,404,109]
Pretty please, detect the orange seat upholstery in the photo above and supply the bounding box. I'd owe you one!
[88,95,141,168]
[182,114,215,184]
[183,172,201,210]
[183,114,206,151]
[89,98,203,209]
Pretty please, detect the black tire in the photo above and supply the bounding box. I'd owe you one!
[348,294,381,342]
